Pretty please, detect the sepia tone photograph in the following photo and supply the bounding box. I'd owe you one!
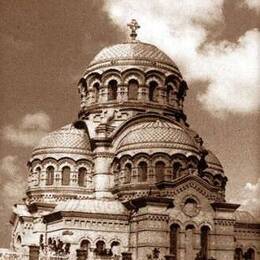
[0,1,259,259]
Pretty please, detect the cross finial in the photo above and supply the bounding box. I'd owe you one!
[127,19,140,41]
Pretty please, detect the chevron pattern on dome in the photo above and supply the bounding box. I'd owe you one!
[90,42,176,67]
[117,120,198,153]
[34,124,91,152]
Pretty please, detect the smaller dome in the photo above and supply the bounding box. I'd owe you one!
[235,210,257,223]
[117,119,199,156]
[205,150,224,174]
[54,199,127,215]
[32,124,92,159]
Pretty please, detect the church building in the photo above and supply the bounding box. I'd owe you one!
[9,20,260,260]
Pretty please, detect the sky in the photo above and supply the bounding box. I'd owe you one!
[0,0,259,248]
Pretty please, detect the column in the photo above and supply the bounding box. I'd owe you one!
[94,149,114,198]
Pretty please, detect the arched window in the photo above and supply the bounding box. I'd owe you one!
[200,226,210,259]
[128,79,139,100]
[170,224,180,260]
[78,167,86,187]
[62,166,70,186]
[155,161,165,182]
[234,248,243,260]
[110,241,121,257]
[166,84,174,103]
[124,163,132,184]
[80,240,90,250]
[94,82,100,103]
[138,161,148,182]
[108,80,117,101]
[244,248,255,260]
[16,235,22,246]
[95,240,106,256]
[46,166,54,185]
[149,81,158,102]
[173,162,182,179]
[80,240,89,258]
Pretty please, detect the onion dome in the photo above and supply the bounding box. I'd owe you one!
[53,199,127,215]
[116,119,199,157]
[32,124,92,161]
[204,150,224,175]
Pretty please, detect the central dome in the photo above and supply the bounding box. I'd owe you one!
[89,41,177,68]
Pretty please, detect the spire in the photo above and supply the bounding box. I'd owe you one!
[127,19,140,41]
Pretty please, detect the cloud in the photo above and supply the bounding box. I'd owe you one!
[104,0,260,117]
[2,112,51,147]
[243,0,260,13]
[0,155,26,206]
[238,178,260,218]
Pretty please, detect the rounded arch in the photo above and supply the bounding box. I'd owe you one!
[122,68,145,85]
[184,221,199,231]
[133,153,150,163]
[78,236,94,247]
[145,70,165,83]
[102,70,122,86]
[85,72,101,87]
[80,239,90,250]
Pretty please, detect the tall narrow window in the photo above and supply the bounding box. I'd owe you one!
[108,80,117,101]
[62,166,70,186]
[170,224,180,260]
[94,82,100,103]
[125,163,132,184]
[46,166,54,185]
[149,81,158,102]
[166,84,174,103]
[234,248,243,260]
[155,161,165,182]
[200,226,210,259]
[138,161,148,182]
[128,79,139,100]
[78,167,86,187]
[173,162,182,179]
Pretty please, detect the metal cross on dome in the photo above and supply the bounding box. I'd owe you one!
[127,19,140,41]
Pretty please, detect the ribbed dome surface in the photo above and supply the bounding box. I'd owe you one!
[89,41,176,67]
[32,124,92,157]
[117,120,199,154]
[54,199,127,215]
[205,150,223,173]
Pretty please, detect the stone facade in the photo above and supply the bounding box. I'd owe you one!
[9,20,260,260]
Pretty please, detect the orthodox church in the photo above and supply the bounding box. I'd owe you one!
[8,20,259,260]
